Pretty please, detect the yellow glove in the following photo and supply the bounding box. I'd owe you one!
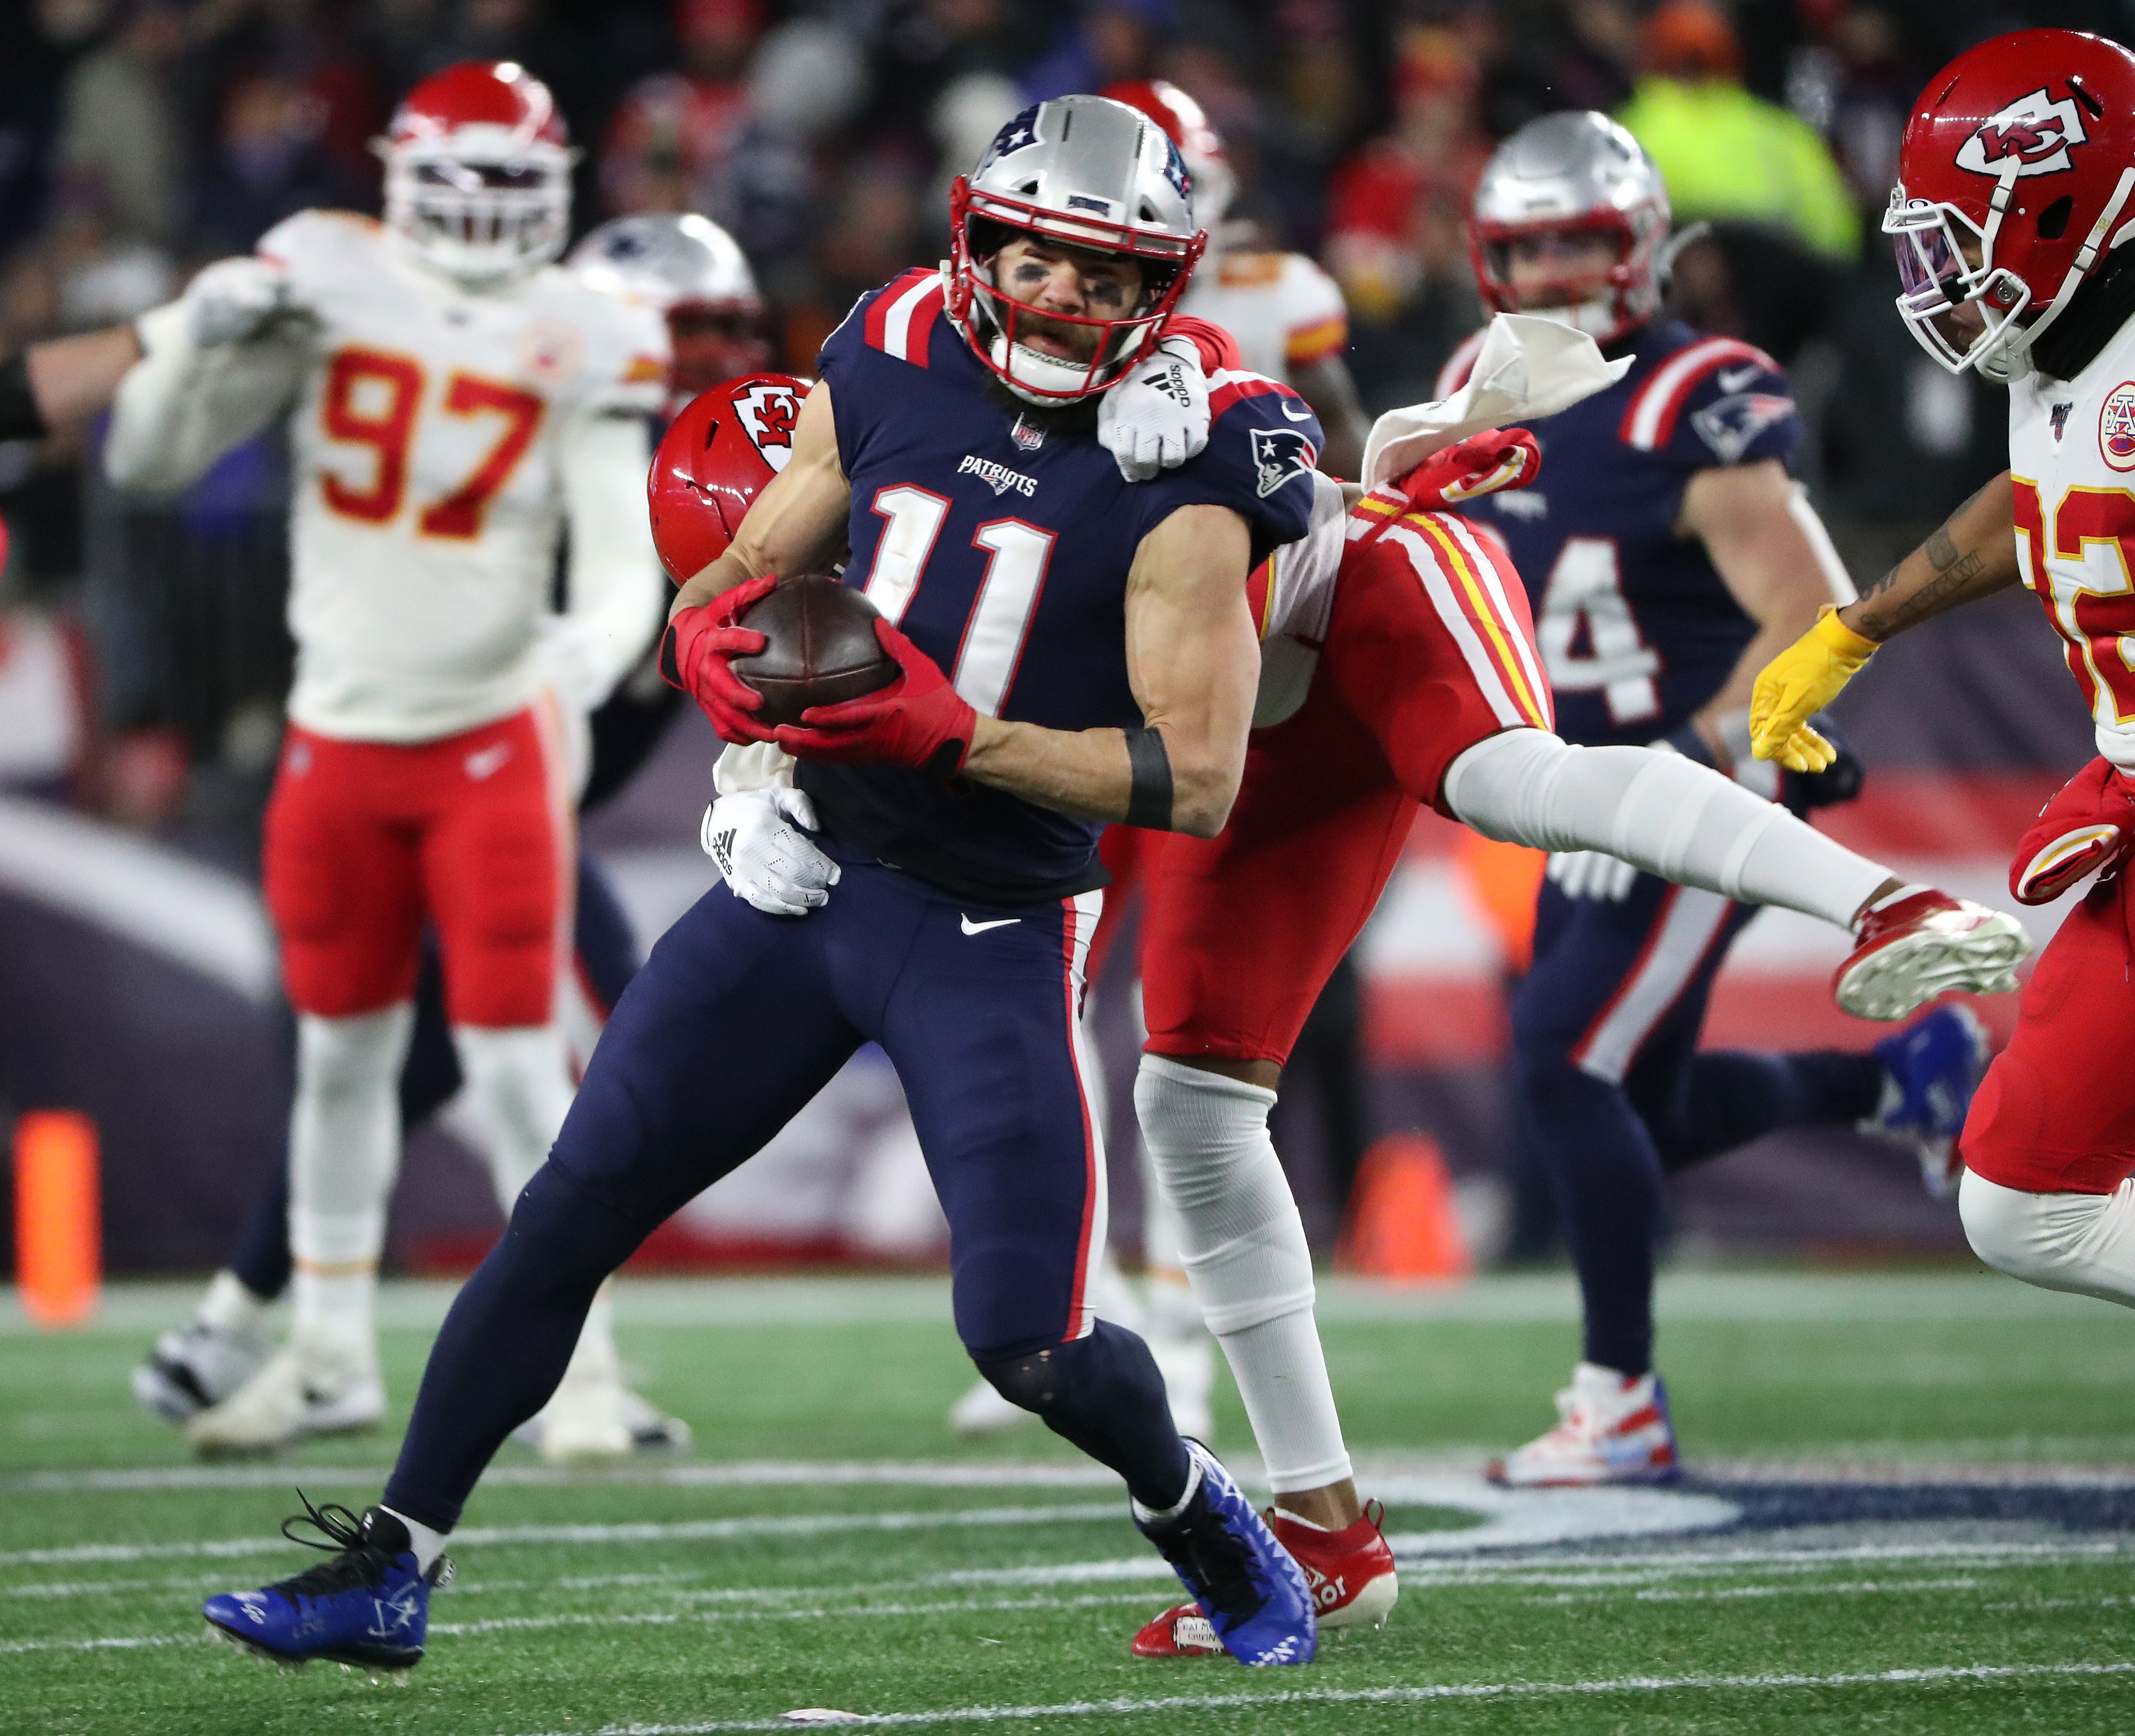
[1749,607,1878,772]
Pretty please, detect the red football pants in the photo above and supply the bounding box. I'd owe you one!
[263,704,574,1027]
[1961,870,2135,1195]
[1142,506,1550,1066]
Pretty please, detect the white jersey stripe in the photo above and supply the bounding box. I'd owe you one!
[1622,337,1771,451]
[1572,887,1733,1083]
[881,275,944,364]
[1384,523,1527,730]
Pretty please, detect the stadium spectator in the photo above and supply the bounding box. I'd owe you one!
[56,0,190,250]
[189,73,357,260]
[1323,26,1490,412]
[1617,0,1859,261]
[602,0,765,219]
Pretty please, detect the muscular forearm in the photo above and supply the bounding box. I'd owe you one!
[962,715,1238,837]
[1838,472,2020,643]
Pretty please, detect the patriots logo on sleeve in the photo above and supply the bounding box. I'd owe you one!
[1250,427,1316,499]
[1690,392,1796,465]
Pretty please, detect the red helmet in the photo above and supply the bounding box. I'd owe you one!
[647,373,808,585]
[377,61,575,287]
[1887,30,2135,378]
[1100,80,1237,230]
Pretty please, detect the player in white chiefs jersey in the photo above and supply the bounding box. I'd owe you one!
[104,60,672,1456]
[1752,29,2135,1318]
[1105,80,1371,478]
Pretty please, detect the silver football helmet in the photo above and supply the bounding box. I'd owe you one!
[1468,111,1671,344]
[948,96,1207,403]
[569,213,768,396]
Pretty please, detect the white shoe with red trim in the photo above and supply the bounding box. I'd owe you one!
[1129,1501,1396,1657]
[1485,1362,1679,1488]
[1834,886,2030,1022]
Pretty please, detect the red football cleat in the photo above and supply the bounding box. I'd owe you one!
[1130,1501,1397,1657]
[1833,885,2030,1021]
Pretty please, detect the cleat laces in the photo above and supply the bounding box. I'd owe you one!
[264,1494,438,1608]
[1154,1501,1265,1624]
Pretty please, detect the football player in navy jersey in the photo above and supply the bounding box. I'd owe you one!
[196,96,1321,1674]
[1439,113,2004,1486]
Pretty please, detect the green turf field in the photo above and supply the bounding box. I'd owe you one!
[4,1270,2134,1734]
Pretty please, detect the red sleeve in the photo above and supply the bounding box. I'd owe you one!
[1161,313,1241,376]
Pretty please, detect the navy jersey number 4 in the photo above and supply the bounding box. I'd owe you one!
[804,268,1323,905]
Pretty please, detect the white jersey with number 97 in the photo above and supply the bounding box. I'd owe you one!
[2008,324,2135,774]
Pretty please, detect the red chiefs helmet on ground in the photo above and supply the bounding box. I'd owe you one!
[1887,29,2135,377]
[648,373,809,585]
[1101,80,1237,229]
[377,61,576,286]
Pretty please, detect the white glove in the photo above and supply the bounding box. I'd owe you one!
[1098,335,1211,481]
[184,258,304,349]
[701,786,841,917]
[536,615,616,714]
[1547,850,1638,902]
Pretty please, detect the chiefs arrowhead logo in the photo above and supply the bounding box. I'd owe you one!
[1956,88,2088,178]
[732,382,800,473]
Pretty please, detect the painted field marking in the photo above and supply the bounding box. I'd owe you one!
[0,1502,1126,1569]
[1527,1575,1980,1606]
[0,1461,1124,1495]
[500,1662,2135,1734]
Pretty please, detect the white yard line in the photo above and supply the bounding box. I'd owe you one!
[0,1461,1121,1495]
[1527,1575,1980,1606]
[0,1502,1124,1569]
[498,1662,2135,1734]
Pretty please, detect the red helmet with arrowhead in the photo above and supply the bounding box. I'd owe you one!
[376,61,576,286]
[1100,80,1236,229]
[1887,29,2135,377]
[647,373,809,585]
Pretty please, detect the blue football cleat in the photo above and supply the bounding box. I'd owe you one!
[203,1496,450,1674]
[1866,1003,1991,1197]
[1134,1441,1316,1666]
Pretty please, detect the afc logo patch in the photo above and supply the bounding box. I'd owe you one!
[733,381,801,472]
[1956,87,2089,179]
[2099,382,2135,472]
[1250,426,1315,499]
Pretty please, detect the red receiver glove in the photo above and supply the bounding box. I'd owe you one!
[1160,313,1242,377]
[773,619,979,777]
[659,572,779,744]
[2010,754,2135,905]
[1393,427,1542,509]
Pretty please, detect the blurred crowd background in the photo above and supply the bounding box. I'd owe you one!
[0,0,2118,1277]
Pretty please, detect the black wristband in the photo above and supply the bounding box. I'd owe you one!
[0,351,48,443]
[1123,726,1173,830]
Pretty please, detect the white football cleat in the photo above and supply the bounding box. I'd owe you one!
[184,1333,384,1457]
[1835,886,2031,1021]
[1148,1329,1216,1443]
[533,1374,691,1464]
[1486,1362,1679,1487]
[947,1375,1037,1438]
[133,1320,270,1425]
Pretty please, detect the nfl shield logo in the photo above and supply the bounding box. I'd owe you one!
[1010,414,1045,452]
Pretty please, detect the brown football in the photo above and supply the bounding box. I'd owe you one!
[729,576,898,726]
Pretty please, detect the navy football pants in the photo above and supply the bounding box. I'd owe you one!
[381,859,1185,1530]
[226,857,642,1301]
[1512,872,1883,1377]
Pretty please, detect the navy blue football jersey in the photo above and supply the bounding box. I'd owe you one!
[1445,319,1799,747]
[803,268,1323,903]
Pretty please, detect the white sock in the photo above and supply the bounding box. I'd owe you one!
[451,1023,575,1210]
[198,1269,271,1336]
[1443,727,1891,931]
[1135,1054,1353,1494]
[288,1006,413,1351]
[380,1506,449,1572]
[1959,1172,2135,1307]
